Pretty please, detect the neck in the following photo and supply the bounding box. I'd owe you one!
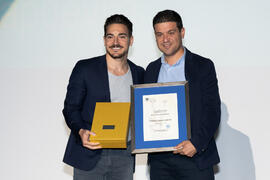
[165,47,185,65]
[106,54,129,76]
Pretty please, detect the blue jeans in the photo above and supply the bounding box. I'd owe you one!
[74,143,134,180]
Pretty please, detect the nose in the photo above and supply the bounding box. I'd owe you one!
[114,37,119,45]
[163,34,169,42]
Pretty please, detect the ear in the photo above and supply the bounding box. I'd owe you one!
[103,36,106,46]
[129,36,134,46]
[181,28,185,39]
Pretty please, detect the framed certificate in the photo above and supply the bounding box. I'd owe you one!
[130,81,191,154]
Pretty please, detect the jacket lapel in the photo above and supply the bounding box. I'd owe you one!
[185,49,193,82]
[154,59,162,83]
[98,55,111,101]
[128,60,137,85]
[152,59,162,83]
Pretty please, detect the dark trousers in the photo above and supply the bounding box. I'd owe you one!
[149,153,214,180]
[74,143,134,180]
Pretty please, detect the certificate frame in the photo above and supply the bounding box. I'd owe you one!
[130,81,191,154]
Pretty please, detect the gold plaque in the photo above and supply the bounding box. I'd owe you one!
[90,102,131,148]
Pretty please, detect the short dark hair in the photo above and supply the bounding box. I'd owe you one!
[153,10,183,31]
[104,14,133,37]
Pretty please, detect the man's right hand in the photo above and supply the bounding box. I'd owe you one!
[78,129,102,150]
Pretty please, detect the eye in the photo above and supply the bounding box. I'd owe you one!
[168,31,175,35]
[106,35,113,39]
[119,35,127,39]
[155,32,162,37]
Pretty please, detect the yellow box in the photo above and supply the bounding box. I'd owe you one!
[89,102,131,148]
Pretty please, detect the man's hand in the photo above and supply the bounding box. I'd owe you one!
[79,129,102,150]
[173,140,197,157]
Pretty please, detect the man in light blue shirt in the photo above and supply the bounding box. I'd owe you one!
[145,9,221,180]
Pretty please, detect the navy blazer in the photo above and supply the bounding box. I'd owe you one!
[145,49,221,169]
[63,55,144,171]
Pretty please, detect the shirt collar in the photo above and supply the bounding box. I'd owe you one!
[161,47,186,66]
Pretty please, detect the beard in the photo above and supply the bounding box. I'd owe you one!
[106,44,128,59]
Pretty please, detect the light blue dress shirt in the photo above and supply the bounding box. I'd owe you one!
[157,48,186,83]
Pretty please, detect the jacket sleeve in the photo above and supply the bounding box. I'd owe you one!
[190,60,221,154]
[62,61,88,136]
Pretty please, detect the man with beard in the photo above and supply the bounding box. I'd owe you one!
[144,10,221,180]
[62,14,144,180]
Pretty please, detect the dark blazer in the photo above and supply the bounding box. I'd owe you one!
[63,55,144,171]
[145,49,221,169]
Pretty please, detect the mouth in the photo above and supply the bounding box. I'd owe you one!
[162,43,171,49]
[110,45,123,50]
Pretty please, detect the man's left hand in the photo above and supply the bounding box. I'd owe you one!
[173,140,197,157]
